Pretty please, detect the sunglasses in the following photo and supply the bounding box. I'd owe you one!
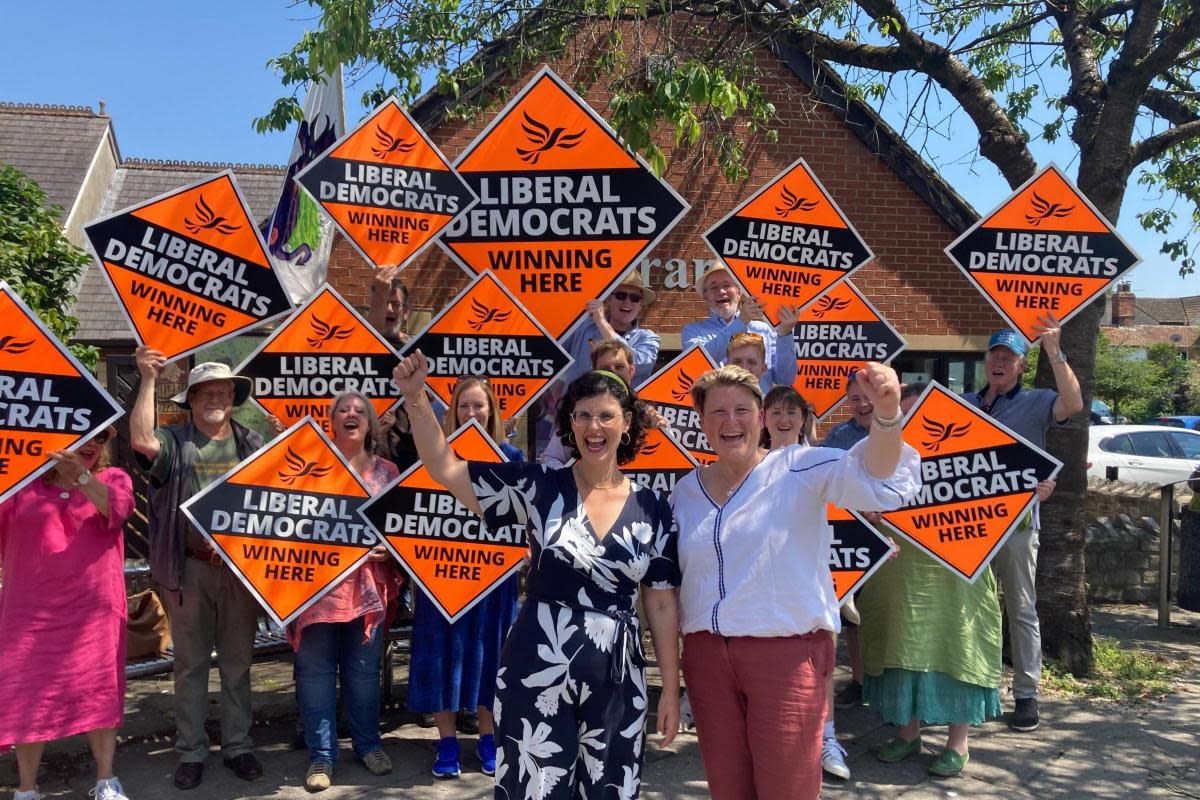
[611,291,643,303]
[93,430,112,444]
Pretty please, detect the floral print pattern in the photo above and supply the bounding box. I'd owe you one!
[467,462,680,800]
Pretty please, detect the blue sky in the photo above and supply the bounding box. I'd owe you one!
[3,1,1196,300]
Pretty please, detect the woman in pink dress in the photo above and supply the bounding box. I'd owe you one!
[0,429,135,800]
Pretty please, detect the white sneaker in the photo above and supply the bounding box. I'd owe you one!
[14,789,44,800]
[821,735,851,780]
[89,776,130,800]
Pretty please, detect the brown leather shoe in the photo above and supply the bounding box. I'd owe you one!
[173,762,204,790]
[223,753,263,781]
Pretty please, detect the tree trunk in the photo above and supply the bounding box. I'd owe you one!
[1033,168,1128,676]
[1034,299,1100,676]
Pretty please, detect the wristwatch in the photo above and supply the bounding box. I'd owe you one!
[76,469,92,487]
[1051,352,1068,365]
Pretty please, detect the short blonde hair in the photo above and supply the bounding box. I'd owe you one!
[727,332,766,362]
[690,365,764,412]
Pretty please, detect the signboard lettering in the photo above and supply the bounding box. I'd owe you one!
[439,65,689,338]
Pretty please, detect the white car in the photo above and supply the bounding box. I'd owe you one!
[1088,424,1200,486]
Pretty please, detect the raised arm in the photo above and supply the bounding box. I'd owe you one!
[1034,313,1084,423]
[130,345,164,460]
[857,362,904,480]
[392,351,482,515]
[770,304,799,387]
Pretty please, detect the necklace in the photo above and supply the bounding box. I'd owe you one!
[574,465,626,492]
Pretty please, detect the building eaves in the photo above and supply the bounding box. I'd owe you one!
[405,15,978,234]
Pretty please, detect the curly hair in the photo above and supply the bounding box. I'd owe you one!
[555,371,646,466]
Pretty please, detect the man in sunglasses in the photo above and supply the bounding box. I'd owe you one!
[558,272,661,388]
[129,349,266,790]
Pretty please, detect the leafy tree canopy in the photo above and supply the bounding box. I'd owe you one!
[0,165,96,368]
[261,0,1200,271]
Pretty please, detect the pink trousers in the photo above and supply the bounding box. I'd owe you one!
[683,630,833,800]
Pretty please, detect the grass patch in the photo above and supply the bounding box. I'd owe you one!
[1042,637,1192,703]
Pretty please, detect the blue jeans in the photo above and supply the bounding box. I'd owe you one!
[294,620,385,764]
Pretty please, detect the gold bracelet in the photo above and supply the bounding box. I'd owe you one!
[871,409,904,431]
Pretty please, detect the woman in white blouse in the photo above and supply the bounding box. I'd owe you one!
[670,363,920,800]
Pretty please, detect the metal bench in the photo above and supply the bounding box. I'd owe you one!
[123,565,413,687]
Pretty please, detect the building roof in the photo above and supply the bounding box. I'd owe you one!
[1102,324,1200,349]
[1104,292,1200,327]
[0,102,115,219]
[407,26,979,234]
[76,159,285,344]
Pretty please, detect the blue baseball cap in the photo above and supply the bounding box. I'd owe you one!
[987,330,1029,357]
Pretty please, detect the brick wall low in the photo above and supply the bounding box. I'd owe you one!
[1084,479,1190,604]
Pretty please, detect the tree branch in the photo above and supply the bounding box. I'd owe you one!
[1121,6,1200,92]
[786,29,915,71]
[1131,118,1200,166]
[1141,86,1200,126]
[952,9,1054,56]
[842,0,1036,185]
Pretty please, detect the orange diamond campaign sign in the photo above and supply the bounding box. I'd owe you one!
[180,420,379,626]
[704,157,873,325]
[359,420,523,623]
[295,97,477,270]
[826,504,895,604]
[880,383,1061,583]
[84,172,293,363]
[235,284,401,433]
[438,65,690,338]
[0,282,124,504]
[794,281,906,420]
[945,163,1140,343]
[402,272,571,421]
[636,346,720,465]
[620,425,700,494]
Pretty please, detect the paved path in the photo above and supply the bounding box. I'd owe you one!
[3,604,1197,799]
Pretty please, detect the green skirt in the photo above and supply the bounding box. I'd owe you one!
[864,668,1000,726]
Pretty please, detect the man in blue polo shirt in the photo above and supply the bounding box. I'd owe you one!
[559,271,661,387]
[964,314,1083,732]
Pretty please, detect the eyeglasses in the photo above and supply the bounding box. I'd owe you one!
[611,291,643,303]
[570,410,627,428]
[704,282,737,296]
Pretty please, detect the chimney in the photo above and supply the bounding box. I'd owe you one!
[1112,281,1135,327]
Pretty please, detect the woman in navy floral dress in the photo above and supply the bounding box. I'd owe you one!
[393,354,681,800]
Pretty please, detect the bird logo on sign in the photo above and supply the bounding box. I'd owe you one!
[811,295,851,318]
[467,298,512,330]
[278,448,334,485]
[1024,192,1075,226]
[0,336,34,355]
[184,195,241,235]
[516,112,585,164]
[639,441,661,457]
[671,369,694,402]
[921,417,971,452]
[774,186,820,218]
[305,315,355,349]
[371,125,417,159]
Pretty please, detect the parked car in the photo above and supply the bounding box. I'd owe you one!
[1147,415,1200,430]
[1088,424,1200,486]
[1091,398,1117,425]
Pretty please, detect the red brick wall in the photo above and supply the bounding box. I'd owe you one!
[326,26,1002,340]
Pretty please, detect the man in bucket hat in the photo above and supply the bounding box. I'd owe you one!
[963,314,1082,733]
[129,346,265,790]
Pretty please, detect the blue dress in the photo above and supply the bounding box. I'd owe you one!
[407,441,524,714]
[466,462,680,800]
